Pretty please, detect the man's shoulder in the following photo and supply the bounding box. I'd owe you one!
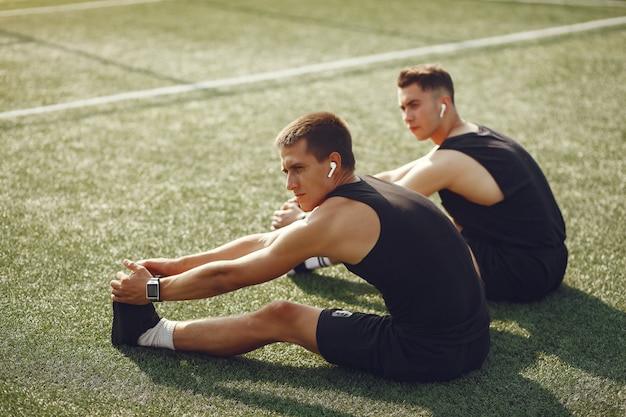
[312,193,378,230]
[429,147,476,172]
[316,194,370,215]
[300,194,380,265]
[440,125,518,149]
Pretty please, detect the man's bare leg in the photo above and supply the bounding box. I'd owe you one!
[172,301,323,356]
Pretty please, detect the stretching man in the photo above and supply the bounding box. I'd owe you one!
[110,112,490,382]
[272,65,568,302]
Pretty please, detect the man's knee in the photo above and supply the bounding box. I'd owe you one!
[256,300,321,351]
[258,300,301,324]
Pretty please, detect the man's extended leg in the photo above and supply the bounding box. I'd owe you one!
[112,300,323,356]
[174,300,323,355]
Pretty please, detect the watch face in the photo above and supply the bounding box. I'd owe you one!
[147,283,158,298]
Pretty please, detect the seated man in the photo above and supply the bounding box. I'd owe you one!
[272,64,568,302]
[110,112,490,382]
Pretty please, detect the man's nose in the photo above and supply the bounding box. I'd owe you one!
[286,173,297,191]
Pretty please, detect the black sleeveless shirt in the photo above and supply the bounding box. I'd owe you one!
[326,176,489,345]
[438,126,566,249]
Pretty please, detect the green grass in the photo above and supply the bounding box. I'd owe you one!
[1,0,625,416]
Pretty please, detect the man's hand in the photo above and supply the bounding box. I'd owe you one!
[137,258,178,277]
[271,199,305,230]
[110,259,153,305]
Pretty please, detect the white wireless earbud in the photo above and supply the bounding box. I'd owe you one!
[439,103,446,118]
[328,161,337,178]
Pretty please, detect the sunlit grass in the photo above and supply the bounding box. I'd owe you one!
[0,1,625,416]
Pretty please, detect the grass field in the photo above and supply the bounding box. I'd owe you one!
[1,0,625,416]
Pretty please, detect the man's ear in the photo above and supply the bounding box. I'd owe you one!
[327,152,341,177]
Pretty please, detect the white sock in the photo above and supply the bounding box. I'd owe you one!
[304,256,333,269]
[137,318,177,350]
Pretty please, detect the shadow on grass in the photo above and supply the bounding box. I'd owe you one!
[290,271,386,313]
[117,283,624,417]
[489,284,626,384]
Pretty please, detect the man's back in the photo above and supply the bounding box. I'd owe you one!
[438,126,566,248]
[438,126,568,301]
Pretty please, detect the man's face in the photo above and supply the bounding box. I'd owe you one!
[397,83,440,141]
[280,139,330,212]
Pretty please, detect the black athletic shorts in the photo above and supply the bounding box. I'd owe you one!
[464,234,568,302]
[316,309,490,382]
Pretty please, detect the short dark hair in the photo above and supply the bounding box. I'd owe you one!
[274,112,356,171]
[397,64,455,103]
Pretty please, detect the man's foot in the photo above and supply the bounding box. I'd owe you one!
[111,302,161,346]
[287,262,315,277]
[287,257,333,277]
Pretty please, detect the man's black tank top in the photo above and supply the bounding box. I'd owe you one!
[438,126,566,249]
[326,176,489,345]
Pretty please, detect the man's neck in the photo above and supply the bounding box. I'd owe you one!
[433,117,478,145]
[448,118,478,138]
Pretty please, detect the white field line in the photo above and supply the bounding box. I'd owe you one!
[0,0,167,17]
[2,0,621,17]
[2,16,625,119]
[481,0,626,7]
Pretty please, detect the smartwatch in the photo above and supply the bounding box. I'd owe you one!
[146,276,161,302]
